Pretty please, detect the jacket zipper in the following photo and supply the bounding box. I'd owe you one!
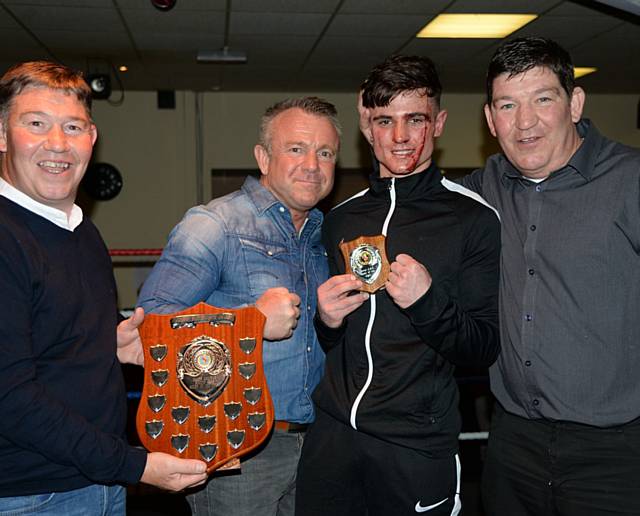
[349,178,397,430]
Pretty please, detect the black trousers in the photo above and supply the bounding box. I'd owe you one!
[482,404,640,516]
[295,408,461,516]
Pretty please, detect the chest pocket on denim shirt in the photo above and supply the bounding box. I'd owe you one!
[238,237,291,298]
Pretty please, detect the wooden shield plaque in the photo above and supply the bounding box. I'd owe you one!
[136,302,273,474]
[339,235,390,294]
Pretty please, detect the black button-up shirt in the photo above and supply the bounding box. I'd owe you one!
[463,119,640,427]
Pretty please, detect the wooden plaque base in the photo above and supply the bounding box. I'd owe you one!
[136,302,272,474]
[339,235,390,294]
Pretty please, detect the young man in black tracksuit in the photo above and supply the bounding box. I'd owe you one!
[295,55,501,516]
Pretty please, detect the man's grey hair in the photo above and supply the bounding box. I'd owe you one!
[258,96,341,154]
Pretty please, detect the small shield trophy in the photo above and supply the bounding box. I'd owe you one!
[136,302,273,473]
[339,235,390,293]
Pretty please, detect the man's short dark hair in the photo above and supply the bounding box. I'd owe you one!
[361,55,442,109]
[258,96,341,154]
[0,61,91,121]
[486,37,575,104]
[0,61,92,124]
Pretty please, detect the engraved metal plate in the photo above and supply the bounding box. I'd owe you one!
[198,415,216,433]
[145,420,164,439]
[148,394,166,413]
[170,313,236,330]
[171,434,190,453]
[171,406,190,424]
[150,345,168,362]
[177,335,232,406]
[227,430,245,449]
[248,412,266,431]
[199,443,218,462]
[224,402,242,420]
[243,387,262,405]
[238,362,256,380]
[239,338,256,354]
[151,369,169,387]
[351,244,382,284]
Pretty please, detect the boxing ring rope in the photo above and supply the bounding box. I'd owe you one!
[109,248,163,257]
[112,247,490,442]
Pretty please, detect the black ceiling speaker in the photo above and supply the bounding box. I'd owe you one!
[85,74,111,100]
[151,0,177,11]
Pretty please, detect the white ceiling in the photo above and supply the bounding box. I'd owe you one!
[0,0,638,94]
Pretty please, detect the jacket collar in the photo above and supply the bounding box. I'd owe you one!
[369,161,442,200]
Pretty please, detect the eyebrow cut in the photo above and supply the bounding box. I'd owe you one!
[407,112,430,122]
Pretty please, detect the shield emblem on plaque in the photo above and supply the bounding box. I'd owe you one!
[136,302,273,474]
[339,235,390,293]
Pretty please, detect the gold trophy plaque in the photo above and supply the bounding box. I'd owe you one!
[339,235,390,294]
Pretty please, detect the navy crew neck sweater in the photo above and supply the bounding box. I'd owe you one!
[0,196,146,496]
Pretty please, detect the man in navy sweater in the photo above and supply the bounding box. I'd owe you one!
[0,61,207,515]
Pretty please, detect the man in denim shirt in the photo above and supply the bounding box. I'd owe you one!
[138,96,340,516]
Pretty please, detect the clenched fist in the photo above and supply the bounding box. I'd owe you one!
[386,254,432,309]
[256,287,301,340]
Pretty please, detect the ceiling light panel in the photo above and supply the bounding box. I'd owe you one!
[417,14,537,38]
[574,67,597,78]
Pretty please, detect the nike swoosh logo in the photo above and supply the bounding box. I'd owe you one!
[415,497,449,513]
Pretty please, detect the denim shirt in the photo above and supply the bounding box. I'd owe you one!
[138,176,328,423]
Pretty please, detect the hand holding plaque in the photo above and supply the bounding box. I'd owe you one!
[339,235,390,294]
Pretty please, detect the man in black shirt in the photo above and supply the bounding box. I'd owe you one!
[296,55,500,516]
[462,37,640,516]
[0,61,207,514]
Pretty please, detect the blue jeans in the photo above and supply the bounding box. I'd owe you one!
[187,428,304,516]
[0,484,125,516]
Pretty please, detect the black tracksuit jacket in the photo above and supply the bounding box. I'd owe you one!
[313,163,501,457]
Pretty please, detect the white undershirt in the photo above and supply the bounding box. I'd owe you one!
[0,177,83,232]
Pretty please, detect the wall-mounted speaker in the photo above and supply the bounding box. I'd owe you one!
[157,90,176,110]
